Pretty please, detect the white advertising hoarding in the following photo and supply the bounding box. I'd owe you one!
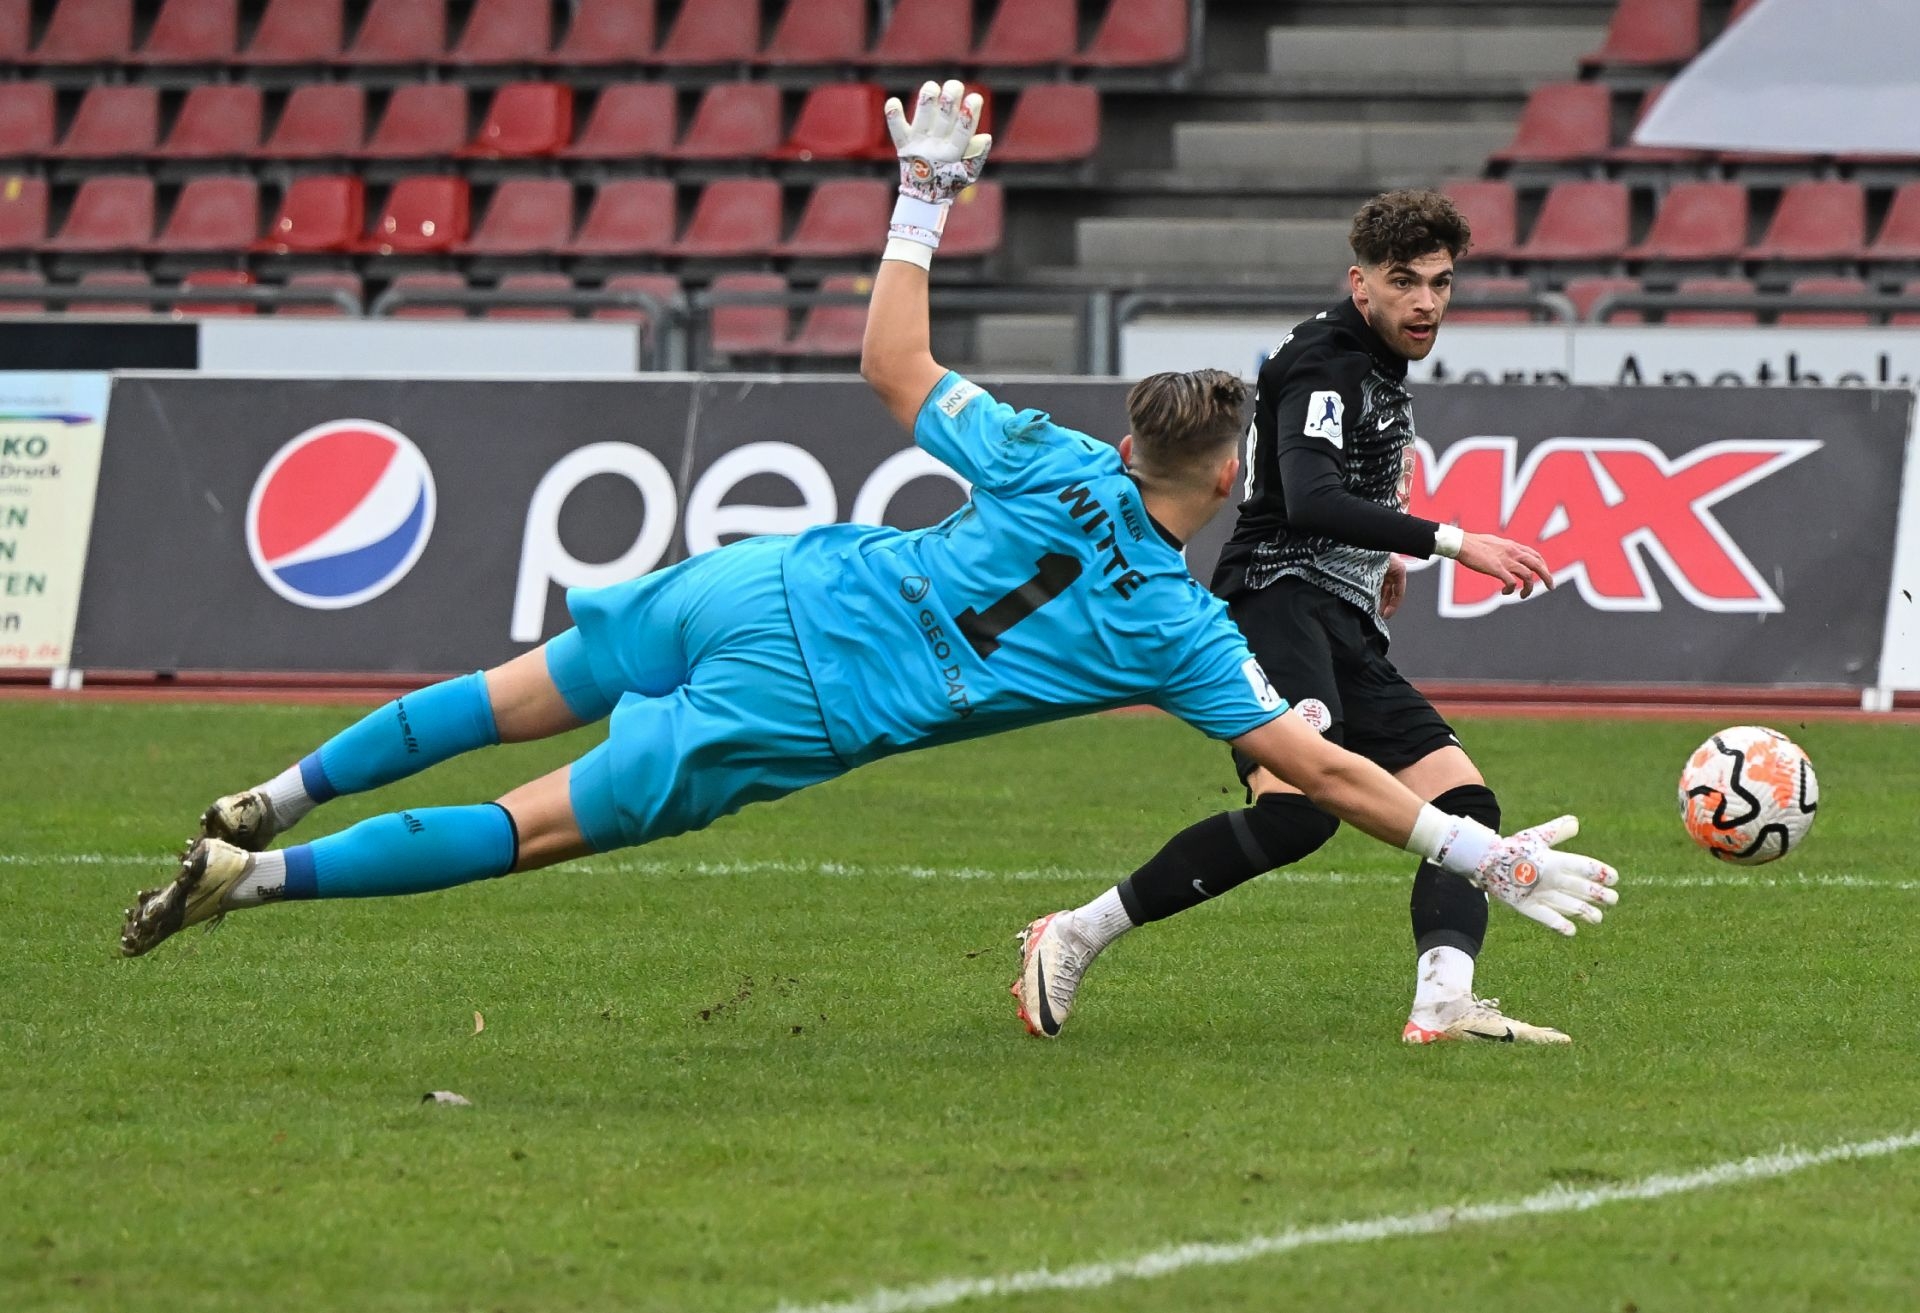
[198,320,645,377]
[0,372,110,668]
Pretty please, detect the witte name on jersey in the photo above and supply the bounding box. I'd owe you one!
[1242,657,1284,712]
[1303,390,1344,448]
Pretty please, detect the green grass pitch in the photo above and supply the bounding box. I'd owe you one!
[3,700,1918,1312]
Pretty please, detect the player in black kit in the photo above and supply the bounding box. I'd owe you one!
[1015,190,1571,1044]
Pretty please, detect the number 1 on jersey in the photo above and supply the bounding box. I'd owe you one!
[956,552,1082,659]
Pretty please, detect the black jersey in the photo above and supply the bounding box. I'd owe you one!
[1211,298,1442,627]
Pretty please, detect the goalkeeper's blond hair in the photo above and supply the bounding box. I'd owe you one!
[1125,369,1248,487]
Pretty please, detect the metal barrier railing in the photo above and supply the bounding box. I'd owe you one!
[1586,290,1920,323]
[366,284,684,369]
[2,283,365,316]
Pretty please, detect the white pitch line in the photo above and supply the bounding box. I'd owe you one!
[773,1131,1920,1313]
[6,852,1920,893]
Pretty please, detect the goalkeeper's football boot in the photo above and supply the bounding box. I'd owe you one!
[119,838,252,957]
[1401,996,1570,1046]
[198,788,281,852]
[1012,911,1096,1038]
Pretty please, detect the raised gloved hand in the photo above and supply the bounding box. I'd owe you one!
[882,78,991,265]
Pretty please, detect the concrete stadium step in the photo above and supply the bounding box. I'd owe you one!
[1267,26,1602,90]
[1076,216,1354,277]
[1173,120,1514,186]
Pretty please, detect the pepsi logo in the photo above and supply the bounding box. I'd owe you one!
[246,420,436,610]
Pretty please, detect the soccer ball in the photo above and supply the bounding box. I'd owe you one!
[1676,726,1819,865]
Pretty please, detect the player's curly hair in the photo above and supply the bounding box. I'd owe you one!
[1348,189,1472,267]
[1126,369,1247,480]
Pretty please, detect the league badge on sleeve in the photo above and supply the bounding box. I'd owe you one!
[1303,391,1344,448]
[1242,657,1283,711]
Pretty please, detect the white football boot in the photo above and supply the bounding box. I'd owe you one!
[1402,996,1571,1045]
[198,788,282,852]
[120,838,254,958]
[1011,911,1096,1038]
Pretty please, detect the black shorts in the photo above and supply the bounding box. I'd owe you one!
[1227,576,1458,783]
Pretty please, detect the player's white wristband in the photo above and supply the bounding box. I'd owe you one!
[882,236,934,269]
[1408,803,1498,880]
[1432,523,1464,560]
[887,194,948,254]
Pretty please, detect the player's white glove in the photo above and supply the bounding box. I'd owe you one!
[882,79,991,268]
[1422,810,1619,937]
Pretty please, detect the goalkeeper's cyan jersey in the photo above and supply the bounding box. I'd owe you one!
[781,372,1287,766]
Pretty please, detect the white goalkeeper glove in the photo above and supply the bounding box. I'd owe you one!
[1418,810,1619,937]
[882,78,991,269]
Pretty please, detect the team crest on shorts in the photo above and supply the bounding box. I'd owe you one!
[1294,698,1332,733]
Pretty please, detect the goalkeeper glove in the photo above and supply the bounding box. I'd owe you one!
[1417,809,1620,937]
[882,78,991,269]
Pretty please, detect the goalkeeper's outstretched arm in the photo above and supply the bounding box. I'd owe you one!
[861,79,991,432]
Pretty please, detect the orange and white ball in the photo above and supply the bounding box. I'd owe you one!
[1677,726,1818,865]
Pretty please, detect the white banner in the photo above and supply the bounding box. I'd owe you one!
[0,373,110,668]
[198,320,644,377]
[1121,320,1920,390]
[1635,0,1920,156]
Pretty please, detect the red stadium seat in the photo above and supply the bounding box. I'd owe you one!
[344,0,446,63]
[361,176,469,254]
[255,175,363,253]
[31,0,132,63]
[1667,276,1756,326]
[707,271,789,355]
[597,272,682,324]
[1491,83,1611,165]
[1582,0,1699,69]
[259,84,365,157]
[1776,276,1871,327]
[150,176,257,252]
[672,179,782,257]
[489,272,576,320]
[1746,181,1867,260]
[561,84,676,159]
[760,0,866,64]
[50,86,158,159]
[362,84,468,158]
[995,84,1099,164]
[0,178,49,250]
[237,0,342,63]
[1610,84,1709,165]
[140,0,236,62]
[280,270,364,316]
[975,0,1075,65]
[1440,180,1517,261]
[0,0,26,60]
[939,181,1004,258]
[76,269,154,314]
[668,83,782,160]
[866,0,971,65]
[177,269,257,316]
[655,0,758,64]
[1868,182,1920,262]
[774,179,889,257]
[384,271,468,319]
[1449,276,1534,324]
[458,178,574,254]
[1892,280,1920,328]
[1625,182,1748,261]
[563,178,677,255]
[448,0,549,64]
[464,83,573,158]
[0,270,47,314]
[1077,0,1187,67]
[44,176,154,251]
[0,84,56,158]
[1516,181,1629,261]
[772,83,889,162]
[157,86,262,158]
[549,0,654,63]
[1562,275,1645,323]
[777,274,870,357]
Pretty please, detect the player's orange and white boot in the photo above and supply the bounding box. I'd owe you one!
[1402,996,1570,1045]
[1011,910,1096,1038]
[119,838,253,957]
[198,788,282,852]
